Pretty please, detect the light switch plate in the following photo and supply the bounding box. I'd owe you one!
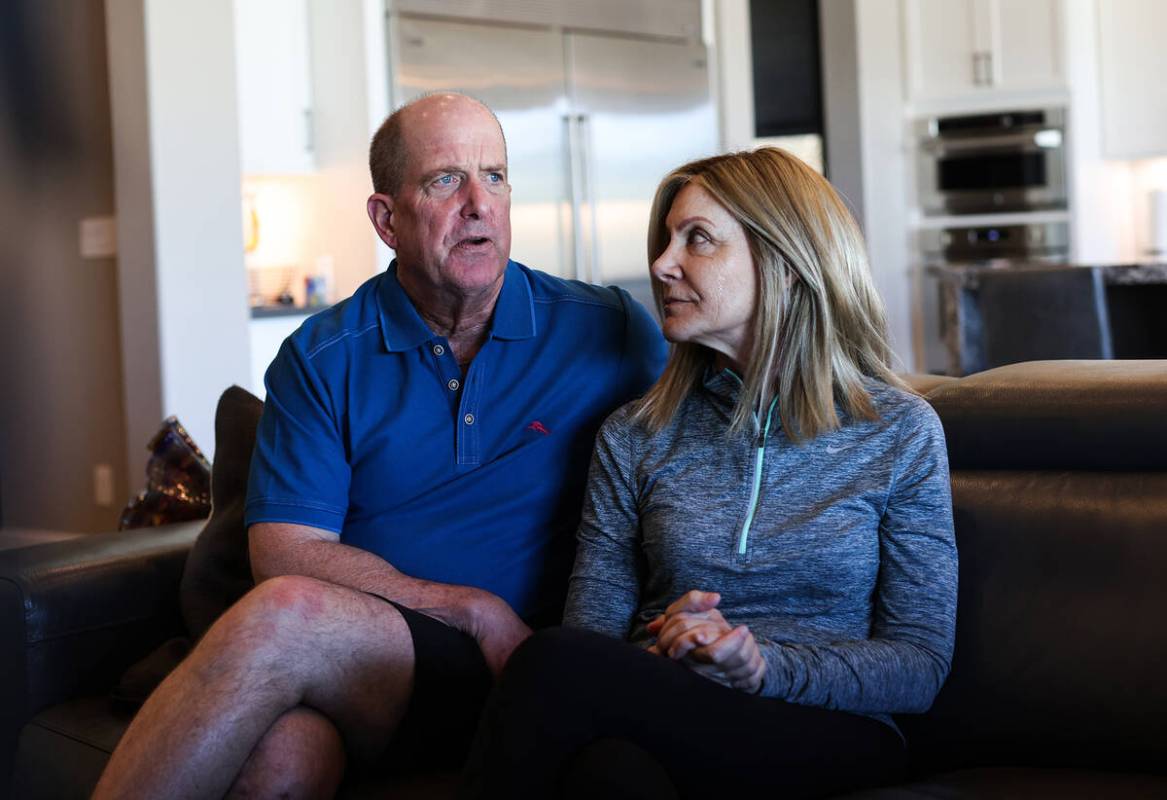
[80,216,117,259]
[94,463,114,507]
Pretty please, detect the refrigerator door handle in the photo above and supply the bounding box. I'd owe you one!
[577,113,602,285]
[564,113,587,282]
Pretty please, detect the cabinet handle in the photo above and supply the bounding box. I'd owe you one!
[303,108,314,153]
[973,52,988,86]
[984,51,994,87]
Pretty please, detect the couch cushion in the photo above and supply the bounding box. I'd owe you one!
[927,360,1167,470]
[897,471,1167,774]
[11,695,132,800]
[899,373,958,396]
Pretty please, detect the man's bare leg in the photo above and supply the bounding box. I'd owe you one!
[225,707,346,800]
[93,575,416,800]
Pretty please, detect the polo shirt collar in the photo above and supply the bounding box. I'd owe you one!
[377,259,536,352]
[490,260,537,341]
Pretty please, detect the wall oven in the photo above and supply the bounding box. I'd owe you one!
[917,108,1067,216]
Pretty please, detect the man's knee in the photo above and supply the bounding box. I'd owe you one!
[201,576,407,674]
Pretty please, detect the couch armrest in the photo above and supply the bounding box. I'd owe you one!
[0,522,201,775]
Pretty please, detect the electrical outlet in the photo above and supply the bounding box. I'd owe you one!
[94,464,114,507]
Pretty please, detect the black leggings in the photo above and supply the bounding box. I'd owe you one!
[466,627,906,799]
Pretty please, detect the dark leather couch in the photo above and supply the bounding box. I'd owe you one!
[2,360,1165,798]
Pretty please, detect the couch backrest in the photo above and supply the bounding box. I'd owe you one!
[898,361,1167,775]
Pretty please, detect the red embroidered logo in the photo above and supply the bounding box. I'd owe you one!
[527,420,550,435]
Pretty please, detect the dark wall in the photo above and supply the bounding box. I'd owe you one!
[0,0,129,531]
[750,0,824,138]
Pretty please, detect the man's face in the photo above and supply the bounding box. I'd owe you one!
[375,96,512,299]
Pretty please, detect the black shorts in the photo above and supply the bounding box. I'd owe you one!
[370,596,493,773]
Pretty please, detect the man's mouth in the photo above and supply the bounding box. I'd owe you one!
[454,236,492,248]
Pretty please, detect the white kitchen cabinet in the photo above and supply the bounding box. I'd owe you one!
[903,0,1063,104]
[234,0,315,174]
[1097,0,1167,159]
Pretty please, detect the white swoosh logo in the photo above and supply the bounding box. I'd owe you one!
[825,444,850,454]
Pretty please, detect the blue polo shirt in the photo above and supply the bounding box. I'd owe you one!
[245,260,666,625]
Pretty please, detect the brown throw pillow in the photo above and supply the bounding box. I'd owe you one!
[180,385,265,640]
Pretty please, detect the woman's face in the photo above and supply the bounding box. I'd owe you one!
[651,183,758,366]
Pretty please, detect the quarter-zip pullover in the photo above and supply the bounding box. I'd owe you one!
[564,369,957,729]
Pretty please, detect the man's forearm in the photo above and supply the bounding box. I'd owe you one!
[249,522,491,633]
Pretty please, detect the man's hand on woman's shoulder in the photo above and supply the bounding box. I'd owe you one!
[646,589,767,694]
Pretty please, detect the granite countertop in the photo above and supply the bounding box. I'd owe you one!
[250,304,317,319]
[928,260,1167,290]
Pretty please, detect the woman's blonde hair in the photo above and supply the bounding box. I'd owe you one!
[632,147,907,441]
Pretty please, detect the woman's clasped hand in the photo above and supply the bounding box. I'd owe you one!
[645,590,766,694]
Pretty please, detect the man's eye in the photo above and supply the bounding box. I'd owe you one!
[435,174,458,187]
[488,172,504,183]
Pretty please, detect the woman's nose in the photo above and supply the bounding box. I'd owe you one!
[650,247,680,282]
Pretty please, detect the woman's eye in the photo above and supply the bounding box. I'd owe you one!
[687,229,712,247]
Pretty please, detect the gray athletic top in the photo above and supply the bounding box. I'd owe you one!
[563,368,957,728]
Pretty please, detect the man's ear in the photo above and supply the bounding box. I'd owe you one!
[367,193,397,249]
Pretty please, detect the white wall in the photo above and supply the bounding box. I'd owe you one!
[820,0,864,222]
[713,0,755,152]
[304,0,385,295]
[795,0,918,370]
[107,0,252,463]
[853,0,915,371]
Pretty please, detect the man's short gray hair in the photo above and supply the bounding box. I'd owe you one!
[368,91,506,197]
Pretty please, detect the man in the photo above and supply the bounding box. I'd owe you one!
[94,92,665,798]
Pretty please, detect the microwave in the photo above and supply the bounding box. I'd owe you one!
[917,108,1067,216]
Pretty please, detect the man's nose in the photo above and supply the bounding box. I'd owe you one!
[460,177,487,218]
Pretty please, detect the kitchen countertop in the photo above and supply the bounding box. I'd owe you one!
[928,260,1167,375]
[929,260,1167,289]
[250,304,317,319]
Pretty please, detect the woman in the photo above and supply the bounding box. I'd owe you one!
[470,148,957,799]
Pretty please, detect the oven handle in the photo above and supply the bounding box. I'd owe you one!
[922,130,1062,154]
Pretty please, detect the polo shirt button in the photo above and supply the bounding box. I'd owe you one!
[433,344,445,356]
[448,378,459,391]
[464,413,475,425]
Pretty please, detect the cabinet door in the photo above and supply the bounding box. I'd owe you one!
[902,0,985,103]
[987,0,1063,93]
[234,0,314,174]
[1098,0,1167,158]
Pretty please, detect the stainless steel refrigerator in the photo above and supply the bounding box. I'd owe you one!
[387,1,719,303]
